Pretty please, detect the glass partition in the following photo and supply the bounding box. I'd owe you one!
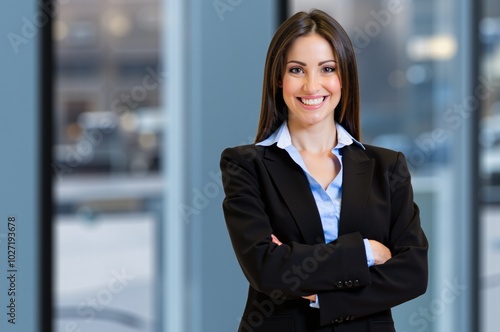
[53,1,163,331]
[479,0,500,331]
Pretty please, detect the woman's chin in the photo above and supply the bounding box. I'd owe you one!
[290,114,333,127]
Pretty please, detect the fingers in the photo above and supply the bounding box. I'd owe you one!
[368,239,392,265]
[302,294,317,302]
[271,234,282,246]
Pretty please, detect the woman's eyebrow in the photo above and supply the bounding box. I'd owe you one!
[286,60,306,66]
[286,60,337,66]
[319,60,336,65]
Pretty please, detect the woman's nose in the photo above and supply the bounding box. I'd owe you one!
[303,74,320,93]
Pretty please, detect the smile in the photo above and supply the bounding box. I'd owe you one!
[298,96,326,106]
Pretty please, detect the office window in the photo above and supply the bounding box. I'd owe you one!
[53,0,162,331]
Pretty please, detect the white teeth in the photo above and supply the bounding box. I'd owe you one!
[300,97,324,105]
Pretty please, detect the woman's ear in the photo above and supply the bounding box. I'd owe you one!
[278,80,283,88]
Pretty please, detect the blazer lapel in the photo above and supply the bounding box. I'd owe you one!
[262,145,325,244]
[339,145,374,235]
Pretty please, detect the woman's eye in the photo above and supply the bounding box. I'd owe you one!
[289,67,304,74]
[323,66,336,73]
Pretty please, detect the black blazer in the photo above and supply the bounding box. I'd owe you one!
[220,142,428,332]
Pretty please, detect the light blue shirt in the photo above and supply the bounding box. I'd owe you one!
[257,121,374,308]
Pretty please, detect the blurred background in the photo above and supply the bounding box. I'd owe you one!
[1,0,499,331]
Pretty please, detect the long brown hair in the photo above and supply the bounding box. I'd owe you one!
[255,9,361,142]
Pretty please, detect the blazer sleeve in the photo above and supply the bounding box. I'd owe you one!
[220,146,371,299]
[317,152,429,326]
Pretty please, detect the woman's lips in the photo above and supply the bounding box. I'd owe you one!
[297,96,327,109]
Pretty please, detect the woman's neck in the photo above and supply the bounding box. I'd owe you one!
[288,120,337,154]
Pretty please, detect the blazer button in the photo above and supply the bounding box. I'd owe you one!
[345,280,353,287]
[336,281,343,288]
[354,279,359,286]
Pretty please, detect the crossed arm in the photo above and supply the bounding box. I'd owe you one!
[221,146,428,324]
[270,234,393,302]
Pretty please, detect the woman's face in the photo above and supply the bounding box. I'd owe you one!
[281,33,341,128]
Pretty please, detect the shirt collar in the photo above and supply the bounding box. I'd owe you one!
[256,121,365,150]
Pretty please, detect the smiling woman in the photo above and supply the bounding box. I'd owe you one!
[282,34,342,128]
[255,9,361,143]
[220,9,428,332]
[280,33,344,190]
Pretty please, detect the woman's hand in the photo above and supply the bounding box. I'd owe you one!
[271,234,282,246]
[271,234,317,303]
[368,240,392,265]
[302,294,317,302]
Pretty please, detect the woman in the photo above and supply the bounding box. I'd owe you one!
[220,9,428,332]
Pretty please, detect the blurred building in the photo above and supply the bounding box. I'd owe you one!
[1,0,500,331]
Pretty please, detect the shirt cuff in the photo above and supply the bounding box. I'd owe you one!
[309,295,320,309]
[363,238,375,267]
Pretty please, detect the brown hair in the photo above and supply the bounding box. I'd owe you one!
[255,9,361,142]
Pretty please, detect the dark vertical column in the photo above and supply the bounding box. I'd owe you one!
[277,0,289,25]
[470,0,482,331]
